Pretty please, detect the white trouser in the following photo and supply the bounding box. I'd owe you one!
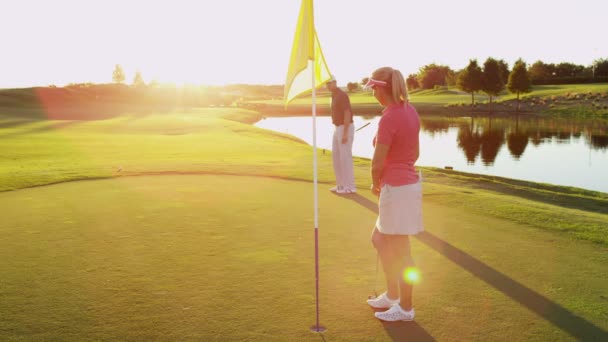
[332,124,355,190]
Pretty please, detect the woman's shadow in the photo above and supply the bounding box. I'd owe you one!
[336,192,608,341]
[333,192,435,341]
[369,308,436,341]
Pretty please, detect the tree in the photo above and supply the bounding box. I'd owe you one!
[481,57,505,110]
[554,62,584,78]
[507,59,532,111]
[347,82,359,92]
[592,58,608,77]
[445,70,458,88]
[529,60,552,82]
[457,59,483,105]
[112,64,126,84]
[133,71,145,87]
[361,77,369,86]
[497,59,510,85]
[417,64,451,89]
[406,74,419,90]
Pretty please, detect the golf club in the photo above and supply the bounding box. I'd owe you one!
[355,122,371,132]
[368,252,379,299]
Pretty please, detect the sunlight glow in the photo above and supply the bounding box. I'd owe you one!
[403,267,420,284]
[1,0,607,88]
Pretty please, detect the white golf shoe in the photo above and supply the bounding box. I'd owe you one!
[366,292,399,309]
[374,305,415,322]
[336,187,356,194]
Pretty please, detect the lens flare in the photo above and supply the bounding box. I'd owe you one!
[403,267,420,284]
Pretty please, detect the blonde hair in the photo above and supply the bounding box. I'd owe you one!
[371,67,408,104]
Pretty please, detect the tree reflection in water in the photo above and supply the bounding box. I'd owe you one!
[421,115,608,165]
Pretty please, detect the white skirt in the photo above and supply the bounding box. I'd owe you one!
[376,177,424,235]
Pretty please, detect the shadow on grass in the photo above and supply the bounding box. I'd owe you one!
[341,192,608,341]
[0,120,82,138]
[380,321,435,342]
[367,307,436,342]
[422,168,608,215]
[0,118,35,130]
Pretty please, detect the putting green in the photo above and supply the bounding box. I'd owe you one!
[1,175,606,341]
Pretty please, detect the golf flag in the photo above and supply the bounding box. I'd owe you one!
[284,0,331,333]
[284,0,332,105]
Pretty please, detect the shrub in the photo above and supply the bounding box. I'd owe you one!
[532,76,608,85]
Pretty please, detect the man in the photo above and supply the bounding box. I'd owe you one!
[327,75,356,194]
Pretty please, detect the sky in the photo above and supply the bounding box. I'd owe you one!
[1,0,607,88]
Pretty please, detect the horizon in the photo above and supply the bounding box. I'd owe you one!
[2,0,607,88]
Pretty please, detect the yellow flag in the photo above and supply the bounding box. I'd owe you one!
[284,0,332,106]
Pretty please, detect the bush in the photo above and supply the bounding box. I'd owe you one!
[532,76,608,85]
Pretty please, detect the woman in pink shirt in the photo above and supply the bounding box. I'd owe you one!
[364,67,423,322]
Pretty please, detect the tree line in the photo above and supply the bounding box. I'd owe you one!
[357,58,608,108]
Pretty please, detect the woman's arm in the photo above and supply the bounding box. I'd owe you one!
[371,143,389,194]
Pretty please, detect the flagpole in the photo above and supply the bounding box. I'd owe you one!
[283,0,327,332]
[310,58,326,333]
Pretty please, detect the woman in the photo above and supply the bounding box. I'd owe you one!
[364,66,423,322]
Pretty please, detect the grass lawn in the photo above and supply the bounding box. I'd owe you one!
[251,84,607,105]
[1,108,607,340]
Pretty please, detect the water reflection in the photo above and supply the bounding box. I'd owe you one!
[423,116,608,165]
[255,114,608,192]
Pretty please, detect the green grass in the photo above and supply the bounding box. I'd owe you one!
[512,84,608,99]
[252,84,608,116]
[1,108,607,340]
[248,88,485,105]
[1,175,607,341]
[1,107,606,245]
[0,108,320,191]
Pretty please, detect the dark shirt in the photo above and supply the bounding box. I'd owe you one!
[330,88,353,126]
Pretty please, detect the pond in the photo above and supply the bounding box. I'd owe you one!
[255,114,608,193]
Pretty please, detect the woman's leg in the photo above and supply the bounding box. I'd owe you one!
[387,235,414,311]
[371,227,399,300]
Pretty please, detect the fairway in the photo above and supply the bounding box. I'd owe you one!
[3,0,608,340]
[251,84,608,105]
[252,84,608,117]
[1,175,607,341]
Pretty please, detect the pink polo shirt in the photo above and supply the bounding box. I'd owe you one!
[373,102,420,186]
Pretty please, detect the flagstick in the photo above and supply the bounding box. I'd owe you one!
[310,60,326,334]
